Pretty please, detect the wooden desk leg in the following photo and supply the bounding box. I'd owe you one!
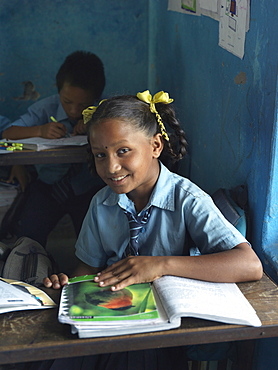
[235,340,255,370]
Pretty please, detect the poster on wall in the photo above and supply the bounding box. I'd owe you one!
[168,0,200,16]
[168,0,219,18]
[219,0,249,59]
[168,0,250,59]
[199,0,220,20]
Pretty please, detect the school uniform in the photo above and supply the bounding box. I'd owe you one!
[26,162,246,370]
[7,95,104,247]
[75,162,247,266]
[0,115,11,138]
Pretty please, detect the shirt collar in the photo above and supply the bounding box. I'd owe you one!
[103,162,175,213]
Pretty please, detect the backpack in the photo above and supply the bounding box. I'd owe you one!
[0,189,29,240]
[211,185,248,238]
[0,236,56,287]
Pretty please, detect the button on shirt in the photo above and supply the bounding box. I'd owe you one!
[9,95,74,184]
[75,162,247,268]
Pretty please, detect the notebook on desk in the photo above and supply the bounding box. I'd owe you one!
[2,135,88,151]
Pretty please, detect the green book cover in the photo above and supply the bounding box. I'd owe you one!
[61,275,159,323]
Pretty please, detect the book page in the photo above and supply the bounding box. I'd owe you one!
[0,278,56,313]
[153,276,261,326]
[0,279,41,307]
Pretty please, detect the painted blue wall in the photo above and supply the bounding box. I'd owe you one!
[0,0,148,121]
[148,0,278,281]
[149,1,278,368]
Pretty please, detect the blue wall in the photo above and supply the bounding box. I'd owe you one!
[149,0,278,282]
[149,1,278,368]
[0,0,148,121]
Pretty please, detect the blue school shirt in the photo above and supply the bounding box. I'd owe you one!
[8,95,103,194]
[75,162,247,268]
[9,95,73,184]
[0,115,11,138]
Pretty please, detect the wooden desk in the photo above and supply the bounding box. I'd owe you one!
[0,146,89,166]
[0,274,277,365]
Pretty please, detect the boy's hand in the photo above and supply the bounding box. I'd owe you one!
[43,273,69,289]
[72,119,87,135]
[94,256,165,291]
[7,165,30,192]
[40,122,67,139]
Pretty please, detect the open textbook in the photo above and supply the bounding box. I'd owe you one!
[0,278,56,314]
[2,135,88,151]
[58,275,261,338]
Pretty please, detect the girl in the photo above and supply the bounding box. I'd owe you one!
[44,90,262,291]
[42,90,262,370]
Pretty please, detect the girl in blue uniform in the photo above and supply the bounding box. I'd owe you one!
[42,90,262,370]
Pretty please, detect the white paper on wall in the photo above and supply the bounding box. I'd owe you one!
[168,0,250,58]
[219,0,248,59]
[200,0,220,21]
[168,0,201,16]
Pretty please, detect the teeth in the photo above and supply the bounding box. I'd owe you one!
[111,175,126,181]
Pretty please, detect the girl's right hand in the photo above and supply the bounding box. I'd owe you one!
[43,273,69,289]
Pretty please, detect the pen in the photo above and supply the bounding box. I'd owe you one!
[50,116,58,123]
[49,116,71,138]
[0,142,23,151]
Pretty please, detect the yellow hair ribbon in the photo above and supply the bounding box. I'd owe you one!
[82,99,106,124]
[136,90,173,141]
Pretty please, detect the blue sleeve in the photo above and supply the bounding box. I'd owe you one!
[9,96,61,128]
[185,193,247,254]
[75,196,108,268]
[0,115,11,138]
[10,103,49,128]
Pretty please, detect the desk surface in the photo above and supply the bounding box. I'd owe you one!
[0,146,89,166]
[0,274,277,365]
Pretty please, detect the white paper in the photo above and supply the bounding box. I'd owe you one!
[200,0,218,12]
[153,276,262,327]
[2,135,88,151]
[168,0,201,16]
[0,279,56,313]
[219,0,249,59]
[200,0,220,21]
[0,280,41,307]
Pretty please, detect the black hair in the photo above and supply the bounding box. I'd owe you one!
[86,94,187,173]
[56,51,105,101]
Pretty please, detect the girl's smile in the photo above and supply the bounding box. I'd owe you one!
[90,118,163,209]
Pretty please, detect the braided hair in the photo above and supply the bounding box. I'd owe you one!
[86,95,187,173]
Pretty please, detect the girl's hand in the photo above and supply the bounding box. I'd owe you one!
[94,256,165,291]
[72,119,87,135]
[43,273,69,289]
[39,122,67,139]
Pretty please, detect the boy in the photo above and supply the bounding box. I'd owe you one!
[2,51,105,248]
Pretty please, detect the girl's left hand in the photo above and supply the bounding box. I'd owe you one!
[94,256,165,291]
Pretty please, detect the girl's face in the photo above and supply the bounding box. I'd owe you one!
[90,119,163,205]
